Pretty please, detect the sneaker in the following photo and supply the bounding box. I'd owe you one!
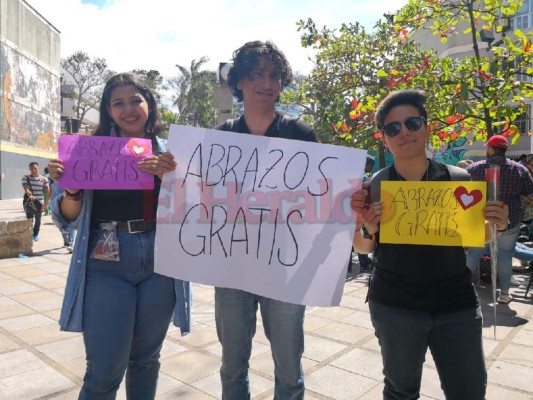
[66,246,73,253]
[33,235,39,241]
[497,293,513,304]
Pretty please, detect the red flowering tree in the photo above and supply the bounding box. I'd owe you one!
[395,0,533,151]
[284,0,533,165]
[281,15,431,165]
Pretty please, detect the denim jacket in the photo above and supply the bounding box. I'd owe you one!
[51,137,191,335]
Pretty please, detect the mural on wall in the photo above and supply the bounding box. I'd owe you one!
[1,42,60,152]
[433,137,470,166]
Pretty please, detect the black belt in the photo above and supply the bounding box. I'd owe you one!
[91,219,156,233]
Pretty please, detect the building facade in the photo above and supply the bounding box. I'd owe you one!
[0,0,60,199]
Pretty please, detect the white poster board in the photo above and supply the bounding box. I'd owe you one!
[155,125,366,306]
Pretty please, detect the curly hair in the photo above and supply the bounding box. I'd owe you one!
[227,41,292,102]
[374,90,428,129]
[93,73,162,139]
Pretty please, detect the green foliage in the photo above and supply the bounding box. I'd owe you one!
[395,0,533,150]
[168,57,217,128]
[158,107,179,138]
[285,15,430,166]
[131,69,166,102]
[289,0,533,160]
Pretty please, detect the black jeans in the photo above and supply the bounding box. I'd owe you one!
[26,203,42,236]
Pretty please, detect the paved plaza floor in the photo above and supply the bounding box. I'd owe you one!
[1,199,532,399]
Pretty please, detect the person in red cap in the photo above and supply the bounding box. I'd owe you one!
[466,134,533,303]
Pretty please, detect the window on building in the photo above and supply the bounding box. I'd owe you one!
[511,0,531,29]
[513,58,533,82]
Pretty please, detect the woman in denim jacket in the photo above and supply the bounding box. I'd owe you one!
[48,73,191,399]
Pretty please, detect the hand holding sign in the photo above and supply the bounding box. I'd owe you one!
[138,151,177,179]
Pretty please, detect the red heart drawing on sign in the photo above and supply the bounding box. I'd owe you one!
[454,186,483,210]
[127,139,149,158]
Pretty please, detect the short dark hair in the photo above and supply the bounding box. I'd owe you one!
[375,90,428,129]
[227,41,292,102]
[94,73,162,139]
[366,155,375,166]
[29,162,39,168]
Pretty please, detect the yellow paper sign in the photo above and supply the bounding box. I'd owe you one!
[380,181,487,247]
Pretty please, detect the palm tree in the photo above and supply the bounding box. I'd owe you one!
[168,57,216,127]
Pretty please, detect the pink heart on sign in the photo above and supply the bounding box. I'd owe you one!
[454,186,483,210]
[127,140,149,158]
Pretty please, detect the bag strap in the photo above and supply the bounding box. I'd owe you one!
[368,163,469,201]
[25,175,35,195]
[368,166,391,204]
[444,164,471,181]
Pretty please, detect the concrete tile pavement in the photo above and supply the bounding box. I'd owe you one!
[0,198,532,399]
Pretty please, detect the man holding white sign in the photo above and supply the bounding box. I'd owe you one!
[155,41,365,399]
[215,41,318,400]
[216,41,320,400]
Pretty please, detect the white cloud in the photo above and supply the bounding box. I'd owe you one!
[25,0,406,77]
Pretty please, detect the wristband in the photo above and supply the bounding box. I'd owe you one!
[361,224,375,240]
[63,189,83,201]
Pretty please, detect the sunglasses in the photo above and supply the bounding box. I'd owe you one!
[381,116,426,137]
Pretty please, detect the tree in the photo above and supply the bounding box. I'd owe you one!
[394,0,533,150]
[132,69,166,102]
[286,17,430,166]
[158,107,179,138]
[61,51,113,129]
[167,57,216,128]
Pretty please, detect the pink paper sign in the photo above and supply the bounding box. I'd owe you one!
[57,135,154,190]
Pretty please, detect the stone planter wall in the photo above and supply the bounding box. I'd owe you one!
[0,218,33,258]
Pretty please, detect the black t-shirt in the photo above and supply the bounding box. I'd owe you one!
[92,136,162,221]
[91,178,161,221]
[369,160,479,313]
[215,111,318,143]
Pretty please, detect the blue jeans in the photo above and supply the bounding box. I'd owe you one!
[80,229,176,400]
[369,301,486,400]
[61,225,76,246]
[215,288,305,400]
[514,241,533,262]
[466,223,520,292]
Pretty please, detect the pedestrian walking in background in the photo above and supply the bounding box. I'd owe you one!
[22,161,50,241]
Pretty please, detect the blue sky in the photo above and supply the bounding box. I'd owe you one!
[26,0,407,78]
[80,0,106,7]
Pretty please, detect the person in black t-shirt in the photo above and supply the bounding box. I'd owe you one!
[214,41,317,400]
[351,90,508,400]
